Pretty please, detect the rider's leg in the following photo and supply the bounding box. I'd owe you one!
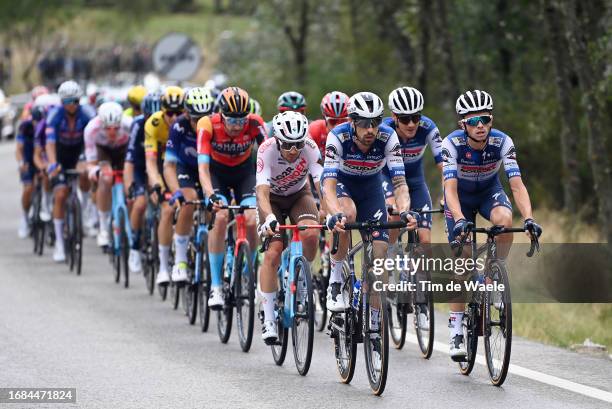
[52,184,68,257]
[171,187,196,281]
[130,193,147,250]
[95,163,112,245]
[329,197,356,284]
[158,201,174,275]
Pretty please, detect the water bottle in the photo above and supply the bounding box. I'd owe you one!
[352,279,361,309]
[321,245,330,278]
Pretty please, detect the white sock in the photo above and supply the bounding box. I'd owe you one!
[98,210,110,230]
[330,256,344,284]
[42,190,51,208]
[448,311,464,338]
[80,190,90,211]
[159,245,170,273]
[22,212,29,225]
[53,219,64,248]
[261,291,277,322]
[174,234,189,264]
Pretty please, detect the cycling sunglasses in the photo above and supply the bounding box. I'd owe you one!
[462,115,492,127]
[280,140,305,151]
[164,110,182,117]
[61,97,79,105]
[397,113,421,125]
[353,117,382,129]
[222,115,248,126]
[325,117,349,127]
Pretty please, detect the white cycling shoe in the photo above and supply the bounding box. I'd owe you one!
[155,269,170,285]
[128,250,142,274]
[262,320,278,344]
[96,229,110,247]
[171,262,189,283]
[417,312,430,331]
[53,244,65,262]
[326,282,347,312]
[450,335,467,360]
[208,287,224,310]
[18,219,30,239]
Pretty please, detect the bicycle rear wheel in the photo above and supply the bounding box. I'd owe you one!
[119,209,129,287]
[271,306,288,366]
[332,262,356,384]
[216,295,233,343]
[484,261,512,386]
[364,288,389,396]
[387,269,407,349]
[313,273,327,332]
[234,242,255,353]
[459,303,479,375]
[198,238,211,332]
[413,268,434,358]
[292,257,314,375]
[73,197,83,276]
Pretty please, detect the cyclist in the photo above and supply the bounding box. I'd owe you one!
[196,86,265,309]
[84,102,132,248]
[256,111,323,343]
[249,98,262,117]
[265,91,307,138]
[322,92,417,311]
[45,80,94,262]
[124,91,161,274]
[15,99,45,238]
[308,91,350,157]
[443,89,542,359]
[20,85,49,121]
[165,87,215,283]
[145,86,185,285]
[124,85,147,118]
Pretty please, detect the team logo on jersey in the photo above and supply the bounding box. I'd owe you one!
[373,208,383,220]
[432,131,442,144]
[489,136,502,147]
[451,137,465,146]
[256,158,264,173]
[441,148,452,162]
[390,143,402,157]
[506,147,517,160]
[151,118,160,127]
[325,145,338,159]
[465,151,472,159]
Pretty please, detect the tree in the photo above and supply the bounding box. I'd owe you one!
[271,0,311,86]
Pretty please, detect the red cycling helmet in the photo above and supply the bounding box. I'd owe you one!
[320,91,349,118]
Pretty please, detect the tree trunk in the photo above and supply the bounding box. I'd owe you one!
[496,0,512,81]
[276,0,309,86]
[417,0,431,96]
[562,0,612,242]
[434,0,460,102]
[373,0,415,82]
[542,0,581,212]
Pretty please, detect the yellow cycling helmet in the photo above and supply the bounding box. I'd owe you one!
[127,85,147,107]
[161,86,185,111]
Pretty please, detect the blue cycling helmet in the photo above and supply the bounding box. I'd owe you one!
[142,91,162,116]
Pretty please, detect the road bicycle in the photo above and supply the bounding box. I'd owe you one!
[107,168,133,288]
[62,169,83,276]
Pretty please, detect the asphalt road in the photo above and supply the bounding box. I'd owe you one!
[0,142,610,409]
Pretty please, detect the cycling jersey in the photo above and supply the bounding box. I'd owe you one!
[125,115,147,190]
[144,111,171,160]
[45,105,93,146]
[17,119,36,165]
[441,129,521,194]
[165,114,198,170]
[307,119,328,158]
[381,115,443,184]
[256,137,322,196]
[196,113,265,167]
[84,116,131,163]
[34,119,47,149]
[322,122,404,182]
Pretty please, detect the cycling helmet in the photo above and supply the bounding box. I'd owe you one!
[30,85,49,100]
[161,86,185,111]
[249,98,262,116]
[272,111,309,143]
[455,90,493,116]
[98,101,123,127]
[320,91,349,118]
[388,86,424,115]
[184,87,214,117]
[217,86,250,117]
[127,85,147,107]
[58,80,83,100]
[142,91,162,116]
[347,92,384,119]
[277,91,306,112]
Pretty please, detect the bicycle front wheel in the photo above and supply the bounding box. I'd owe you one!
[459,303,479,375]
[387,269,407,349]
[332,262,356,384]
[364,288,389,396]
[484,260,512,386]
[291,257,314,376]
[198,238,211,332]
[234,242,255,353]
[413,268,434,358]
[119,209,129,287]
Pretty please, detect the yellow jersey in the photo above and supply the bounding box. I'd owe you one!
[144,111,170,159]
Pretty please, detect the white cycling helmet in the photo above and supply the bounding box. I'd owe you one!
[34,93,60,109]
[347,92,384,119]
[272,111,309,143]
[58,80,82,100]
[388,86,424,114]
[98,101,123,127]
[455,90,493,116]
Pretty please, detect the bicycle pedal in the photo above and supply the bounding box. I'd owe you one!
[264,338,281,346]
[451,354,468,363]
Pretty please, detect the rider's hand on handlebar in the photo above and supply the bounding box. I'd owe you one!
[325,212,346,233]
[169,190,185,207]
[258,214,278,238]
[452,218,473,240]
[206,193,223,212]
[47,162,61,178]
[400,210,419,231]
[524,218,542,240]
[88,165,100,182]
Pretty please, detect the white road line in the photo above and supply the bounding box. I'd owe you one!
[404,336,612,403]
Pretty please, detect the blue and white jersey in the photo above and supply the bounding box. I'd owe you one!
[45,105,93,146]
[441,128,521,193]
[381,115,443,184]
[322,122,404,181]
[165,114,198,170]
[126,114,147,182]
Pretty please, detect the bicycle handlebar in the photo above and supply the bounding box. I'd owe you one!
[451,225,540,258]
[259,224,326,253]
[329,219,408,255]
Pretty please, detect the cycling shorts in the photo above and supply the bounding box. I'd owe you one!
[382,173,433,229]
[257,184,318,243]
[20,163,36,184]
[335,174,388,242]
[177,164,202,192]
[97,144,127,170]
[210,159,256,206]
[444,181,512,242]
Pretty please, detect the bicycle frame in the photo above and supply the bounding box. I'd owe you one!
[110,170,134,253]
[182,200,210,284]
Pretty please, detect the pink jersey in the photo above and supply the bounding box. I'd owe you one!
[84,115,132,162]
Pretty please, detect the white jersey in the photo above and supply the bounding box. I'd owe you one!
[84,115,132,162]
[256,137,323,196]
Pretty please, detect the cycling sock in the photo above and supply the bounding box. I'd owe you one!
[80,190,90,212]
[42,189,51,208]
[261,291,277,322]
[159,245,170,273]
[330,256,343,284]
[131,230,141,250]
[53,219,64,248]
[174,234,189,264]
[209,252,224,287]
[98,210,110,230]
[370,307,380,331]
[448,311,464,338]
